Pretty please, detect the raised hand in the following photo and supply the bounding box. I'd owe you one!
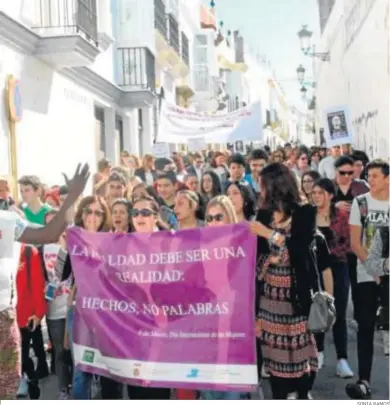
[62,163,90,209]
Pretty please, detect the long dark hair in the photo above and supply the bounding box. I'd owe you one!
[301,170,321,199]
[225,181,256,220]
[259,163,301,217]
[313,178,337,218]
[200,170,222,197]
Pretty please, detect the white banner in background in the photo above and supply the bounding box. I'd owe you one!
[323,105,354,147]
[157,101,263,144]
[152,142,171,158]
[187,137,206,151]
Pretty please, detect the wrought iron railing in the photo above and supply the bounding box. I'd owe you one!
[154,0,167,39]
[31,0,98,44]
[117,47,156,91]
[181,32,189,66]
[168,14,180,55]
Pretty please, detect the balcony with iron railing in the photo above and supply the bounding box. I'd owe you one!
[117,47,156,91]
[168,14,180,55]
[31,0,98,45]
[181,32,189,66]
[154,0,167,40]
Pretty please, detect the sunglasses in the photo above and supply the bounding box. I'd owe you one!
[83,208,104,217]
[339,170,354,176]
[131,208,154,218]
[205,213,224,223]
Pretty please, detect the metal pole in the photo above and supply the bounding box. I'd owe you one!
[6,75,19,201]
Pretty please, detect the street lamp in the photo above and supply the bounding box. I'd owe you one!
[300,86,308,99]
[298,25,313,53]
[297,25,330,62]
[296,64,305,83]
[296,64,316,88]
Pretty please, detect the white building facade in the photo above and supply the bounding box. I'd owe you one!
[0,0,200,191]
[315,0,389,158]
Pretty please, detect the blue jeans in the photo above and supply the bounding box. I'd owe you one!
[67,305,93,399]
[201,391,245,400]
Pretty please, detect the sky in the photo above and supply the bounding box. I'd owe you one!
[204,0,320,106]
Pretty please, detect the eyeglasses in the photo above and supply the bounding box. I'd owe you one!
[205,213,224,223]
[300,156,308,161]
[131,208,154,218]
[303,179,314,184]
[338,170,354,176]
[83,208,104,217]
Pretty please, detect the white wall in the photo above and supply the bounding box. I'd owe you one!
[0,45,96,188]
[116,0,155,53]
[316,0,389,158]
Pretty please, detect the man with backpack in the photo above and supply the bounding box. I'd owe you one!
[347,160,389,399]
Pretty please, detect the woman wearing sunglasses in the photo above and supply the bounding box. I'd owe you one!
[111,199,132,233]
[62,196,113,399]
[311,179,354,378]
[201,196,248,400]
[126,196,171,399]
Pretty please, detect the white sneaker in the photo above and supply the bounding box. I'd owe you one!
[336,359,354,378]
[261,365,270,379]
[382,330,389,356]
[287,392,297,399]
[317,351,324,369]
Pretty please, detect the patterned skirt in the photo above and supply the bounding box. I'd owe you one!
[257,264,318,379]
[0,308,21,399]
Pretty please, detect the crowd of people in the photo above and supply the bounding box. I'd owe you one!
[0,142,388,400]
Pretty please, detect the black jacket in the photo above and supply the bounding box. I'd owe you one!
[256,204,318,317]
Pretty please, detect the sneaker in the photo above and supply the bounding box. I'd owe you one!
[261,365,270,379]
[317,351,324,369]
[336,359,354,378]
[382,330,389,356]
[16,376,29,398]
[287,392,297,399]
[60,389,70,400]
[346,380,372,399]
[308,392,314,399]
[27,379,41,400]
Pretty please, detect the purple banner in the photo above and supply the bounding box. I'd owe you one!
[68,224,257,391]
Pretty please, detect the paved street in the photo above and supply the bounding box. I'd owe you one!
[36,312,389,400]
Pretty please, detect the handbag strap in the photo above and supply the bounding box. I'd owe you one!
[309,237,323,294]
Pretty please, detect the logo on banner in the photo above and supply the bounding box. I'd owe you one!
[133,363,142,377]
[82,350,95,363]
[186,368,200,378]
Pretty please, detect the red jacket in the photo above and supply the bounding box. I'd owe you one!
[16,245,47,328]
